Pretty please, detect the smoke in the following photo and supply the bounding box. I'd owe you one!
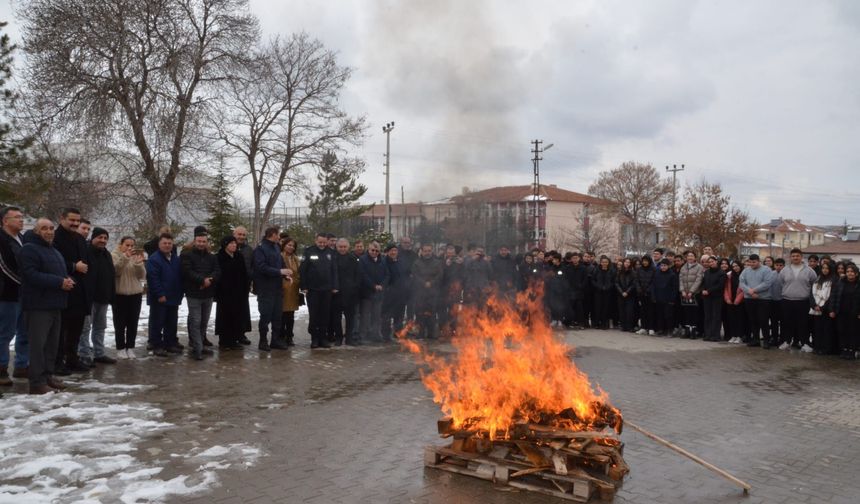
[363,0,544,199]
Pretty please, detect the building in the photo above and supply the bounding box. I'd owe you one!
[755,218,826,254]
[357,184,623,255]
[803,227,860,263]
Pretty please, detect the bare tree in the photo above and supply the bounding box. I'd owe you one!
[19,0,258,233]
[666,180,758,258]
[215,33,366,241]
[588,161,673,253]
[550,204,620,256]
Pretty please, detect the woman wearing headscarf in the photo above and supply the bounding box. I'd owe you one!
[215,235,250,349]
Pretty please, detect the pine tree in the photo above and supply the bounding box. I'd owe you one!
[0,21,37,204]
[206,165,237,242]
[306,151,371,235]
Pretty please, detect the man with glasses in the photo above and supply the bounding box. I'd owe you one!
[0,206,28,386]
[358,242,388,344]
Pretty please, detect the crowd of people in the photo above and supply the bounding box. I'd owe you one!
[1,206,858,396]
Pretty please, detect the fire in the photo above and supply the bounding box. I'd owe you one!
[399,286,622,439]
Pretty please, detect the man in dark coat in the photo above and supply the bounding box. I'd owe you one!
[52,208,91,374]
[253,226,291,351]
[18,218,74,394]
[381,244,406,341]
[300,232,339,349]
[398,237,418,321]
[330,238,361,346]
[438,245,464,337]
[79,227,117,365]
[0,206,28,384]
[491,246,518,302]
[147,233,184,356]
[215,235,250,349]
[566,252,588,328]
[233,226,253,344]
[358,242,388,343]
[411,243,443,339]
[463,247,492,307]
[181,226,222,360]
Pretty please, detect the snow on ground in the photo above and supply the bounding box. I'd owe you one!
[0,381,262,503]
[6,296,310,352]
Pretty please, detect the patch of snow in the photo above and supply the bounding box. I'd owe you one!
[0,385,262,503]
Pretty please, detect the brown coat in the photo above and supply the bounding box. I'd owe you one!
[282,252,301,312]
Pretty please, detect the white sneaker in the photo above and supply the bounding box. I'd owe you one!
[778,342,791,351]
[116,350,127,360]
[800,344,814,353]
[729,337,740,344]
[648,330,656,336]
[126,349,136,359]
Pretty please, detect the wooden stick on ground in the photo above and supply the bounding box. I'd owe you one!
[626,420,751,495]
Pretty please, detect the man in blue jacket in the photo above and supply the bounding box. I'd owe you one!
[739,254,775,348]
[147,233,184,357]
[18,218,74,394]
[253,226,291,351]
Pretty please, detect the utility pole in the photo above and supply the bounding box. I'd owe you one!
[531,140,553,249]
[665,164,685,220]
[383,122,395,235]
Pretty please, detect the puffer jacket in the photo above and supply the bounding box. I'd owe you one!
[678,262,704,294]
[18,233,69,311]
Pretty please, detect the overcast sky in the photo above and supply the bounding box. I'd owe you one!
[3,0,859,224]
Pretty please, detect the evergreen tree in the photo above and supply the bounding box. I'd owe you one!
[0,21,37,204]
[306,151,371,235]
[206,166,237,242]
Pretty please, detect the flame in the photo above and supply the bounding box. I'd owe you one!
[399,285,621,439]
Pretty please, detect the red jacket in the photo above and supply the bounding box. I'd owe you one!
[723,272,744,305]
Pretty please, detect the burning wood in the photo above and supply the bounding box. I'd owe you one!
[401,289,630,501]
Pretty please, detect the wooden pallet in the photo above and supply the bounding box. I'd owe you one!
[425,444,620,502]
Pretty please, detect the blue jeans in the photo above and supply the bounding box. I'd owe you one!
[79,303,109,361]
[0,301,28,369]
[186,297,213,355]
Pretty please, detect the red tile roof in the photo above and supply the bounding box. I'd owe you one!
[802,241,860,255]
[450,185,613,205]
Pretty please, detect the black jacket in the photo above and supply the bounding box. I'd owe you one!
[491,254,518,292]
[702,267,727,297]
[652,269,679,304]
[299,245,339,291]
[565,263,587,300]
[52,224,91,314]
[831,278,860,316]
[615,270,636,296]
[181,247,222,299]
[18,233,69,311]
[87,244,116,304]
[335,251,362,305]
[0,229,23,302]
[635,267,655,298]
[591,267,615,292]
[215,249,250,337]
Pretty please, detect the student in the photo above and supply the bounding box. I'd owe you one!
[652,259,679,336]
[590,256,614,330]
[615,258,636,332]
[701,256,726,342]
[635,256,656,335]
[830,263,860,360]
[724,261,745,344]
[810,261,837,355]
[779,248,818,352]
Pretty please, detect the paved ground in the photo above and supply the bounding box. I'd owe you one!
[4,312,860,504]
